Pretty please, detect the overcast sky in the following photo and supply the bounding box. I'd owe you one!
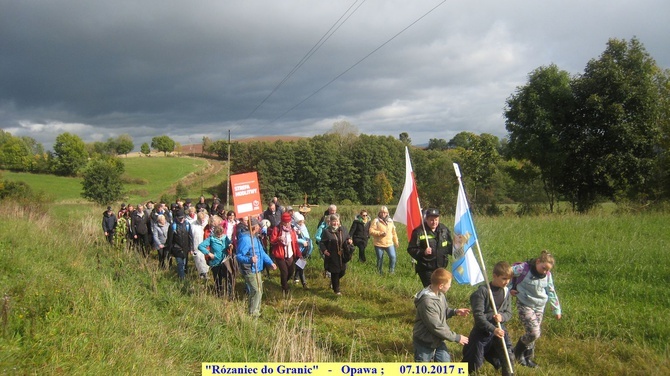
[1,0,669,151]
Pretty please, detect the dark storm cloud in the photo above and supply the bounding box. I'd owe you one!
[1,0,669,150]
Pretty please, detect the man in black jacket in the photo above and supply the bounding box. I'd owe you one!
[262,201,282,229]
[166,210,193,279]
[132,204,152,257]
[407,208,453,287]
[102,206,117,245]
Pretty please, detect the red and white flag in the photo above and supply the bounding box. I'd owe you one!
[393,146,423,239]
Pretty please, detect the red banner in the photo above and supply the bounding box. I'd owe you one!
[230,172,263,217]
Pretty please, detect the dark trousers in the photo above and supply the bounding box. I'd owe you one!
[211,264,234,298]
[417,269,434,288]
[330,270,346,293]
[105,231,115,244]
[295,265,306,286]
[462,327,513,375]
[134,233,151,256]
[275,257,295,293]
[354,240,367,262]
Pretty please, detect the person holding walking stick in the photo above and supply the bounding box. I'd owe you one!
[236,217,277,317]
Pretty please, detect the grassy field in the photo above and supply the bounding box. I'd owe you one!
[1,156,208,205]
[1,160,669,375]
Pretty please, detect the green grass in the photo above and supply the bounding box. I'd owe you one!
[119,156,208,203]
[1,201,668,375]
[1,171,82,202]
[2,158,669,375]
[1,156,208,206]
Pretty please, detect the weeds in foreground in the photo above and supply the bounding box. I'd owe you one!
[1,202,669,375]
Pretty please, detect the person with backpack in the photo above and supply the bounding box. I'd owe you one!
[407,208,454,287]
[166,210,194,280]
[511,250,562,368]
[349,209,371,263]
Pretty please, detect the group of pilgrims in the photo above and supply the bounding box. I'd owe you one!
[100,196,400,312]
[101,195,561,371]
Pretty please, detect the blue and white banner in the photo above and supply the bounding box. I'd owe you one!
[452,164,484,285]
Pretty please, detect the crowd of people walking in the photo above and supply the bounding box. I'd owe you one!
[101,196,561,370]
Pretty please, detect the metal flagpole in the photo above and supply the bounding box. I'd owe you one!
[454,163,514,375]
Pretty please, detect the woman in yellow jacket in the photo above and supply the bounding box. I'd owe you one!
[368,206,400,275]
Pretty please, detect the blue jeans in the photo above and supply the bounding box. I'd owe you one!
[176,257,186,279]
[375,245,396,274]
[414,340,451,362]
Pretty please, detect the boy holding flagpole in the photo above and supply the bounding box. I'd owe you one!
[462,261,515,375]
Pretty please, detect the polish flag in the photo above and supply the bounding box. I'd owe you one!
[393,146,423,239]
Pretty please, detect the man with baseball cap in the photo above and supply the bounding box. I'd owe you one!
[407,208,454,287]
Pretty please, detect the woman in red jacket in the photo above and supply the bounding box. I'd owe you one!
[270,212,303,295]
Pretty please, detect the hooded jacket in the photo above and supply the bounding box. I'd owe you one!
[102,211,117,233]
[369,215,399,248]
[413,286,461,347]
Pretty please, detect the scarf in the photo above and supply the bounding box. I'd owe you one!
[282,225,293,259]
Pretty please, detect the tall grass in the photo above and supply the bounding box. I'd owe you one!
[1,200,669,375]
[0,202,329,375]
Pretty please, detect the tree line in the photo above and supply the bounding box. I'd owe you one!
[2,37,668,213]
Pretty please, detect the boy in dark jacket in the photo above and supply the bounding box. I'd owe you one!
[462,261,514,375]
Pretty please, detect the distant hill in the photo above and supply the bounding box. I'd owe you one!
[235,135,306,143]
[181,136,306,155]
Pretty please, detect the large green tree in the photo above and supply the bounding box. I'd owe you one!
[151,135,176,156]
[505,64,574,212]
[52,132,88,176]
[566,37,662,211]
[81,157,125,205]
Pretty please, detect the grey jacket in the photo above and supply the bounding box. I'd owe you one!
[413,287,461,348]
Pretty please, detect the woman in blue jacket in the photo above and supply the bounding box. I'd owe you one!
[198,225,232,298]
